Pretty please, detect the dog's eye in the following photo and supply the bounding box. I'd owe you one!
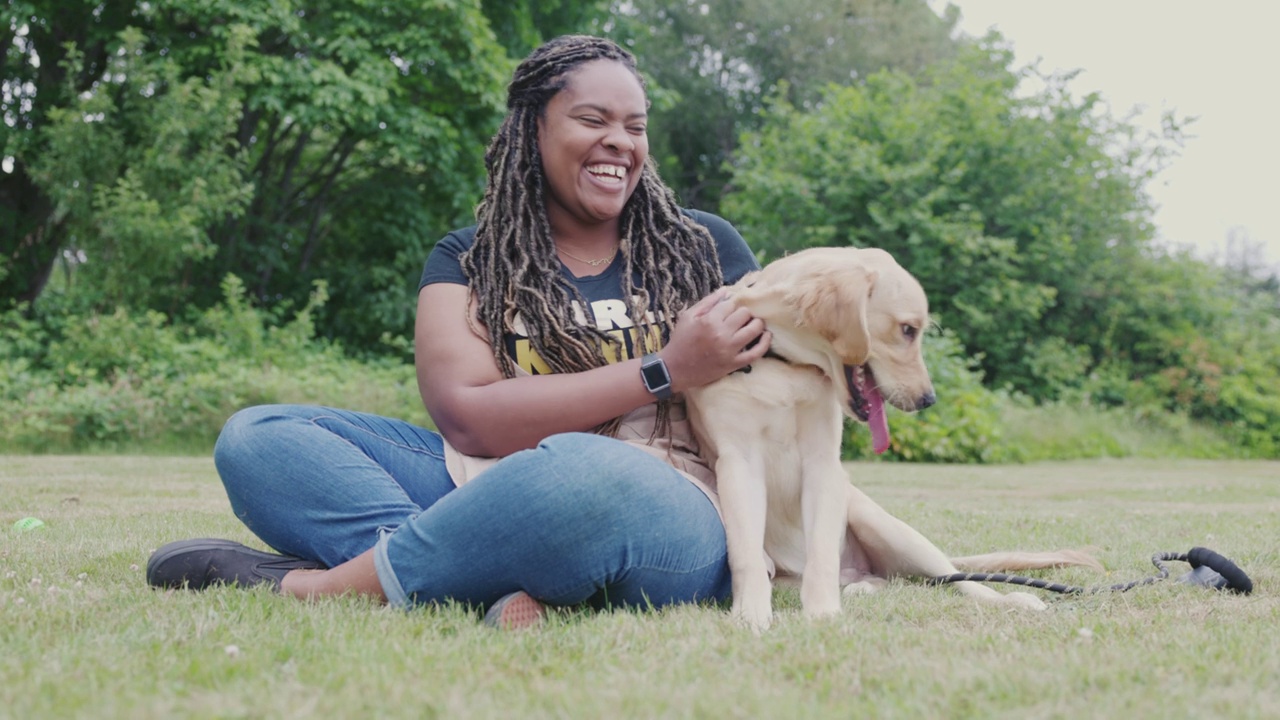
[902,324,918,341]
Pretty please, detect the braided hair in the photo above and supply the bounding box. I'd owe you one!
[461,35,724,437]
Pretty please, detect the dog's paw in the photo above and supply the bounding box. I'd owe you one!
[998,591,1047,611]
[732,606,773,634]
[841,576,890,596]
[800,580,843,618]
[801,600,841,620]
[731,595,774,633]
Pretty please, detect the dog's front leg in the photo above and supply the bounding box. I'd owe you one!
[799,458,847,618]
[716,451,774,632]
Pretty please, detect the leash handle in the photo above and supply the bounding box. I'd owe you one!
[1185,546,1253,595]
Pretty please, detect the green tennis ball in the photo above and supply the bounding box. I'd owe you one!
[12,517,45,532]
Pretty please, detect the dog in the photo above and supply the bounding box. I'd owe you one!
[685,247,1096,632]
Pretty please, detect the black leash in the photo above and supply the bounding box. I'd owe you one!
[928,546,1253,596]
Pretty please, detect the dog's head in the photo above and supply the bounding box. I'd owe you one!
[745,247,935,454]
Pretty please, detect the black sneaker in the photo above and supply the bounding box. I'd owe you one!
[146,538,325,591]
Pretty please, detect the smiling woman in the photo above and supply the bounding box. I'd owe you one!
[147,35,775,631]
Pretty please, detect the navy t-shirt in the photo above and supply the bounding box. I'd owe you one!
[419,209,759,375]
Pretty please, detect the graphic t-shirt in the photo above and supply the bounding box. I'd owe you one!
[419,209,759,371]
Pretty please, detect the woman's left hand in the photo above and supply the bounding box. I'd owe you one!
[658,290,771,393]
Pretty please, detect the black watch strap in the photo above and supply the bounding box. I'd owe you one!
[640,354,673,401]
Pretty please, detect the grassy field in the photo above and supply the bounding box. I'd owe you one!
[2,456,1278,719]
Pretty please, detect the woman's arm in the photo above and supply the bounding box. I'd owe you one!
[415,282,769,457]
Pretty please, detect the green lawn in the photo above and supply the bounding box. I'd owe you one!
[2,456,1277,719]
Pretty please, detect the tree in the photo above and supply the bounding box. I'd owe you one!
[2,0,142,304]
[1091,247,1280,455]
[723,43,1176,398]
[24,22,257,310]
[1222,226,1280,297]
[602,0,959,210]
[481,0,607,57]
[4,0,609,347]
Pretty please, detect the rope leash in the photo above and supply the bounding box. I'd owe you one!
[928,546,1253,596]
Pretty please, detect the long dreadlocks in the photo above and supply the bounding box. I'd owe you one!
[460,35,724,437]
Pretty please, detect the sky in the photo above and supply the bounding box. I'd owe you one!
[932,1,1280,273]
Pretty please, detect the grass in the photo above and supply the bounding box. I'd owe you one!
[994,402,1241,461]
[2,455,1278,719]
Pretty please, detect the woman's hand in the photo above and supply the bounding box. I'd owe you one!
[658,290,771,393]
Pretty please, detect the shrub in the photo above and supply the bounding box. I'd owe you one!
[840,327,1244,464]
[0,277,430,454]
[0,275,1260,460]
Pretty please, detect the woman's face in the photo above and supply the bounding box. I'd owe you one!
[538,59,649,231]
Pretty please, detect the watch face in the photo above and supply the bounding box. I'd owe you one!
[641,359,670,389]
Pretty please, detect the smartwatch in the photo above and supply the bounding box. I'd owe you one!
[640,354,673,401]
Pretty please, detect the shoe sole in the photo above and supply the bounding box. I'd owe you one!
[484,591,547,630]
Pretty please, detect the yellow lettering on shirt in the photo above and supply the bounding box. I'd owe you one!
[591,299,634,330]
[508,296,668,375]
[513,338,553,375]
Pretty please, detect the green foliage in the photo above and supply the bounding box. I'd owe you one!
[725,44,1170,398]
[29,24,256,309]
[481,0,611,56]
[0,278,428,453]
[0,294,1253,459]
[6,3,1276,457]
[3,0,134,302]
[837,327,1251,464]
[178,0,514,348]
[995,399,1239,463]
[604,0,957,209]
[723,40,1279,456]
[3,0,522,348]
[1078,252,1280,456]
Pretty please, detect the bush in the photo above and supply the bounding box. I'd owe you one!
[0,276,1258,461]
[840,327,1245,464]
[0,277,430,454]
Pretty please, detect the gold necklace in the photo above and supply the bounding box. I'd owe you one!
[557,244,618,267]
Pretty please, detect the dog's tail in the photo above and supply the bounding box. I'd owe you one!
[949,549,1104,573]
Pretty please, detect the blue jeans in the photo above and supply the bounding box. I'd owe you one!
[213,405,731,611]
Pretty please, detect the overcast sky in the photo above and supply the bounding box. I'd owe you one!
[933,0,1280,272]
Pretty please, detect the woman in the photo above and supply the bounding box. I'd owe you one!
[147,35,771,629]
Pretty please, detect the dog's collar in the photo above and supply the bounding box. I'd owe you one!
[733,348,791,375]
[762,348,791,363]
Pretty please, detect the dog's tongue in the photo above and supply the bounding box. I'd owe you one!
[855,369,890,454]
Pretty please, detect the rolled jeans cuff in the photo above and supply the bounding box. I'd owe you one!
[373,528,410,608]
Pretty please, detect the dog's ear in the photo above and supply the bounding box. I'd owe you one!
[787,264,877,364]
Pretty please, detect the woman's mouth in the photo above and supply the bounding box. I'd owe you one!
[586,163,628,185]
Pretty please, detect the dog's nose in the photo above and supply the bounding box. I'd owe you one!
[916,391,937,411]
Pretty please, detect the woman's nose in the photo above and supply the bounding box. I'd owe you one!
[602,124,635,153]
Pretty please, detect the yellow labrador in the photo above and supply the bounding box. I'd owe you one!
[685,247,1092,632]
